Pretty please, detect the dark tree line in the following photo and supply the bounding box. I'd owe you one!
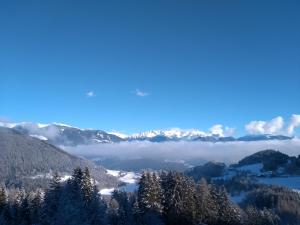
[0,169,284,225]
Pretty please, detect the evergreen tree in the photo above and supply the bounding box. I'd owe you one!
[42,172,61,224]
[138,172,163,213]
[111,190,135,225]
[137,172,164,225]
[245,206,280,225]
[196,178,218,224]
[0,186,6,212]
[82,167,93,205]
[19,194,31,225]
[216,186,242,225]
[108,198,120,225]
[161,171,197,225]
[30,190,42,225]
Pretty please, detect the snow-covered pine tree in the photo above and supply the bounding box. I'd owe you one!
[0,186,7,224]
[161,171,197,225]
[30,189,42,224]
[217,186,242,225]
[137,171,164,225]
[207,183,221,225]
[0,186,6,212]
[245,206,280,225]
[82,167,93,204]
[86,184,107,225]
[196,178,218,224]
[42,172,61,224]
[138,172,163,214]
[19,194,31,225]
[72,167,84,191]
[108,198,120,225]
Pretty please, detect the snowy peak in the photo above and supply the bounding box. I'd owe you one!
[127,128,208,141]
[0,121,294,145]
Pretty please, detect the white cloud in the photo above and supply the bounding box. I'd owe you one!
[86,91,95,97]
[287,114,300,135]
[135,89,148,97]
[209,124,235,137]
[209,124,224,136]
[245,116,284,135]
[245,115,300,136]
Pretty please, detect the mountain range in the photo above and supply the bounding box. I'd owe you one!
[0,121,293,147]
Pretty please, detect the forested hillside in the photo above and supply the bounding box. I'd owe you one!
[0,127,118,189]
[0,168,286,225]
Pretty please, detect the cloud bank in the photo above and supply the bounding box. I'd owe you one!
[245,115,300,136]
[65,139,300,164]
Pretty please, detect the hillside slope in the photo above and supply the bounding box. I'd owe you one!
[0,127,118,189]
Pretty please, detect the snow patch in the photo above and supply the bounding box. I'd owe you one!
[30,134,48,141]
[106,170,121,177]
[100,188,115,195]
[108,131,128,139]
[119,172,140,184]
[29,173,71,183]
[100,171,140,195]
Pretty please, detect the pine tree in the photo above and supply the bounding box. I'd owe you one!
[108,198,120,225]
[72,167,84,191]
[86,185,107,225]
[245,206,280,225]
[42,172,61,224]
[20,194,31,225]
[217,186,242,225]
[0,186,7,225]
[196,178,218,224]
[0,186,6,212]
[138,172,163,214]
[112,190,135,225]
[137,172,164,225]
[82,167,93,205]
[161,171,197,225]
[207,183,220,225]
[30,190,42,224]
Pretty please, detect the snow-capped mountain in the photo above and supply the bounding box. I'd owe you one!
[127,128,207,141]
[0,121,124,146]
[0,121,293,146]
[126,129,292,142]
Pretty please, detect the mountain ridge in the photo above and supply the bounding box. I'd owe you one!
[0,122,294,146]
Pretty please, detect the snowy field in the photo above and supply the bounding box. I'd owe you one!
[100,170,141,195]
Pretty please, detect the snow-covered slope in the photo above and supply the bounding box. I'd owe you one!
[100,170,141,195]
[1,122,124,146]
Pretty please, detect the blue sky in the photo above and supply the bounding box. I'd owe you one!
[1,1,300,135]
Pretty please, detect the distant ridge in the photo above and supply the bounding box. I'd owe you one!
[0,122,293,146]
